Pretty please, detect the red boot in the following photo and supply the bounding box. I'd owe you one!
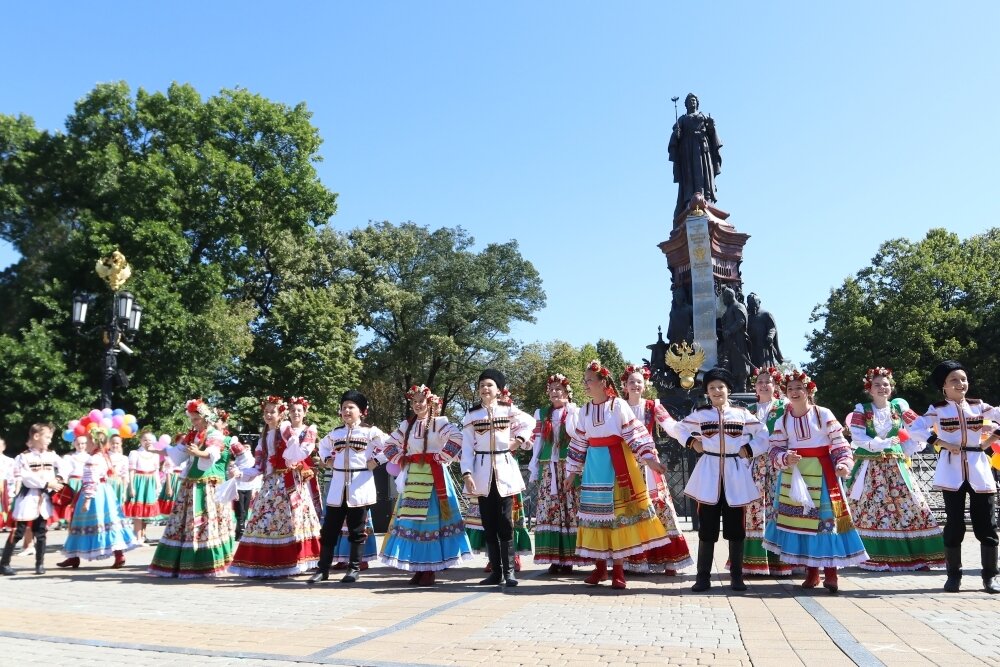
[418,571,436,586]
[359,561,369,571]
[56,557,80,569]
[823,567,839,593]
[584,560,608,585]
[514,554,522,572]
[802,566,820,588]
[611,563,627,590]
[111,550,125,569]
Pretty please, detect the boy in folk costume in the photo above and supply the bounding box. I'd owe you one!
[763,370,868,593]
[230,396,322,578]
[381,387,472,585]
[529,374,587,573]
[847,367,944,572]
[620,363,693,574]
[909,360,1000,593]
[1,424,65,575]
[563,360,669,590]
[663,368,769,591]
[461,369,536,587]
[308,390,388,584]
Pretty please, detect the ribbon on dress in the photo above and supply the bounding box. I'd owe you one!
[792,446,853,533]
[590,435,638,501]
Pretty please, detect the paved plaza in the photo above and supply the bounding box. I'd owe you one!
[0,523,997,667]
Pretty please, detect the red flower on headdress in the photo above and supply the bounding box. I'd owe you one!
[405,384,432,400]
[620,363,651,383]
[779,369,817,395]
[217,410,230,422]
[288,396,311,410]
[261,395,288,412]
[186,399,204,414]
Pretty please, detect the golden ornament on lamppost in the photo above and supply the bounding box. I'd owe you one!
[95,250,132,291]
[665,340,706,390]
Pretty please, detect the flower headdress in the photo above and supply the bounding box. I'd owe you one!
[260,395,288,413]
[185,398,218,423]
[288,396,311,410]
[779,369,817,396]
[586,359,619,399]
[217,410,230,422]
[862,367,894,392]
[619,363,651,384]
[499,387,513,405]
[405,384,432,401]
[546,373,573,400]
[752,366,783,398]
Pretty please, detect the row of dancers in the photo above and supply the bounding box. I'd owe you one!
[1,359,996,595]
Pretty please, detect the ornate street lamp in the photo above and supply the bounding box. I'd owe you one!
[71,251,142,409]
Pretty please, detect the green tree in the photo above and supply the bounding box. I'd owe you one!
[349,221,545,427]
[806,228,1000,418]
[0,82,354,444]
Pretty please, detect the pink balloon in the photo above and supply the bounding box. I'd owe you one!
[68,420,80,430]
[112,416,124,428]
[89,409,102,422]
[386,462,402,477]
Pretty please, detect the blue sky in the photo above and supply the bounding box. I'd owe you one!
[2,2,998,372]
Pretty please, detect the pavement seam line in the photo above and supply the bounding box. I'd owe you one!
[794,595,887,667]
[307,568,548,659]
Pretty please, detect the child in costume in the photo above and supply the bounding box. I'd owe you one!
[124,430,162,543]
[847,367,944,571]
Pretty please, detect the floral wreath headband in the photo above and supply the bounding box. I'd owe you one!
[406,384,433,401]
[288,396,311,410]
[863,367,894,392]
[217,410,230,422]
[546,374,573,396]
[185,398,218,422]
[261,395,288,412]
[619,363,652,384]
[779,369,817,395]
[587,360,612,379]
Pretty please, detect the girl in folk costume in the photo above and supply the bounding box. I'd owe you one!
[528,374,587,573]
[214,411,253,541]
[909,361,1000,593]
[763,370,868,593]
[1,424,65,576]
[563,360,670,590]
[57,429,139,569]
[286,398,325,518]
[664,368,769,592]
[60,435,89,527]
[847,367,945,571]
[124,431,162,543]
[381,387,472,585]
[308,390,389,584]
[620,364,693,575]
[739,367,797,576]
[461,369,536,587]
[230,396,323,577]
[148,400,252,578]
[107,435,130,508]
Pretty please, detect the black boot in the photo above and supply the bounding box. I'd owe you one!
[729,540,746,592]
[944,546,962,593]
[0,538,15,576]
[308,536,337,584]
[479,540,503,585]
[982,545,999,594]
[34,534,46,575]
[691,540,714,592]
[500,540,518,587]
[341,541,363,583]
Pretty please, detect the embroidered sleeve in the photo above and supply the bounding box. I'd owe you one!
[368,427,390,464]
[196,429,224,471]
[165,443,192,468]
[654,400,681,440]
[382,421,407,464]
[565,409,589,475]
[822,410,852,467]
[437,420,463,462]
[318,431,336,462]
[81,457,101,498]
[282,421,315,464]
[674,412,702,448]
[768,417,790,469]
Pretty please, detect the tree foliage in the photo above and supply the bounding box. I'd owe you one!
[349,221,545,428]
[806,228,1000,417]
[0,82,355,445]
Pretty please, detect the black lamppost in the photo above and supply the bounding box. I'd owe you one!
[72,252,142,409]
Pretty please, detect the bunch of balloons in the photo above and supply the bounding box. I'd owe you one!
[63,408,140,443]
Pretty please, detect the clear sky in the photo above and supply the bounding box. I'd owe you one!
[2,2,998,370]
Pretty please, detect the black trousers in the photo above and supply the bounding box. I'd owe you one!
[6,517,47,546]
[942,481,998,548]
[234,489,253,539]
[696,484,745,543]
[317,500,368,572]
[478,479,514,549]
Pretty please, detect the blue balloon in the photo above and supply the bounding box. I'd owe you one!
[112,408,125,416]
[63,429,74,443]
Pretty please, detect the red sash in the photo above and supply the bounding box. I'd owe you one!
[794,445,852,532]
